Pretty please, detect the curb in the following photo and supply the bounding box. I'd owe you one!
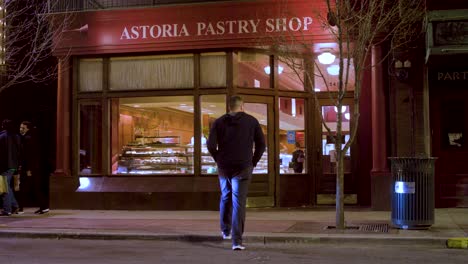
[0,230,449,247]
[447,238,468,249]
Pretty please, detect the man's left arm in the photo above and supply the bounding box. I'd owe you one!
[206,122,218,162]
[252,122,266,167]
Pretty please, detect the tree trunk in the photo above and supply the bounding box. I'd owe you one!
[336,149,345,229]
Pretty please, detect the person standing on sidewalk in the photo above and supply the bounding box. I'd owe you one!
[19,121,49,214]
[0,119,21,216]
[207,95,266,251]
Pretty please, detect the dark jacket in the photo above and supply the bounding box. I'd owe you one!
[207,112,266,171]
[0,130,21,173]
[20,130,40,173]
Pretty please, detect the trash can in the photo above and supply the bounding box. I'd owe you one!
[388,157,436,229]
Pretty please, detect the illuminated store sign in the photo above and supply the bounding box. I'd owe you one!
[120,17,313,40]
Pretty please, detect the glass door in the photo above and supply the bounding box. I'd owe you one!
[316,100,357,205]
[241,95,275,207]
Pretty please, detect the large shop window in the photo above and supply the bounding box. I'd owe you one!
[200,53,226,88]
[80,102,103,175]
[79,59,103,92]
[233,52,271,89]
[279,98,306,174]
[278,57,305,91]
[109,55,194,90]
[201,95,226,174]
[111,96,194,175]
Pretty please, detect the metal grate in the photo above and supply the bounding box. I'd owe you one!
[358,223,390,233]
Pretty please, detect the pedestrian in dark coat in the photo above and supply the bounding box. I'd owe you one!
[0,119,21,216]
[20,121,49,214]
[207,95,266,250]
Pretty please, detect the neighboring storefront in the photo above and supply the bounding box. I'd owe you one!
[49,0,376,210]
[426,9,468,207]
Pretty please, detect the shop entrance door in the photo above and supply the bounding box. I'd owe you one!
[241,95,275,207]
[316,100,357,204]
[431,87,468,207]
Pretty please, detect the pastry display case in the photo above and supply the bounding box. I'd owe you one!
[116,136,193,175]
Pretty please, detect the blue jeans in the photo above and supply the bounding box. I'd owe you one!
[2,170,19,213]
[218,166,253,246]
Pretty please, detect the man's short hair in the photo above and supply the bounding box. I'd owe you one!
[21,121,33,130]
[229,95,243,111]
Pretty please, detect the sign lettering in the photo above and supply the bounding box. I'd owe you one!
[437,71,468,81]
[120,16,313,40]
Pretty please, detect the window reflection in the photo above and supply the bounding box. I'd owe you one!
[278,57,305,91]
[80,102,103,175]
[279,98,306,174]
[234,52,270,89]
[314,58,355,92]
[201,95,226,174]
[111,96,194,175]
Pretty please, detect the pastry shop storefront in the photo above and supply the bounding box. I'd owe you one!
[50,0,373,210]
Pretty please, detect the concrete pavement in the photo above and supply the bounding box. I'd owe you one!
[0,207,466,248]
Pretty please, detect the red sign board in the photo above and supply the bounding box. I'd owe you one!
[56,0,332,55]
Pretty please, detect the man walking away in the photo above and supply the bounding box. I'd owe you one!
[0,119,21,216]
[207,95,266,251]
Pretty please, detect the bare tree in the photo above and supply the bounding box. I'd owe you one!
[267,0,426,229]
[0,0,73,93]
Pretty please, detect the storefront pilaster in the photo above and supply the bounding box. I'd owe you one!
[370,45,391,210]
[50,57,79,208]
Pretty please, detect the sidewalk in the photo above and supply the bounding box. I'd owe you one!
[0,207,467,247]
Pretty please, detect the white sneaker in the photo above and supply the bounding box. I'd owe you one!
[232,245,246,251]
[222,232,231,240]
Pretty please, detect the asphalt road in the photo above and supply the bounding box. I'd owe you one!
[1,238,467,264]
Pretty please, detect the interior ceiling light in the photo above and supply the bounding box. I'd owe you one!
[264,65,284,75]
[327,65,340,75]
[334,105,347,113]
[318,51,336,65]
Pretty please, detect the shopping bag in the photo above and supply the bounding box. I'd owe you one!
[13,174,20,191]
[0,175,8,194]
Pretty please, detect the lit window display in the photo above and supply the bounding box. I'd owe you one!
[243,102,269,174]
[279,98,306,174]
[111,96,194,175]
[321,105,351,174]
[201,95,226,174]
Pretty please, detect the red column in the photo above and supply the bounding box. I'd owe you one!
[370,45,391,210]
[54,57,71,177]
[371,45,388,173]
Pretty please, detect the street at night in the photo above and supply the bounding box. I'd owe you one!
[1,238,467,264]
